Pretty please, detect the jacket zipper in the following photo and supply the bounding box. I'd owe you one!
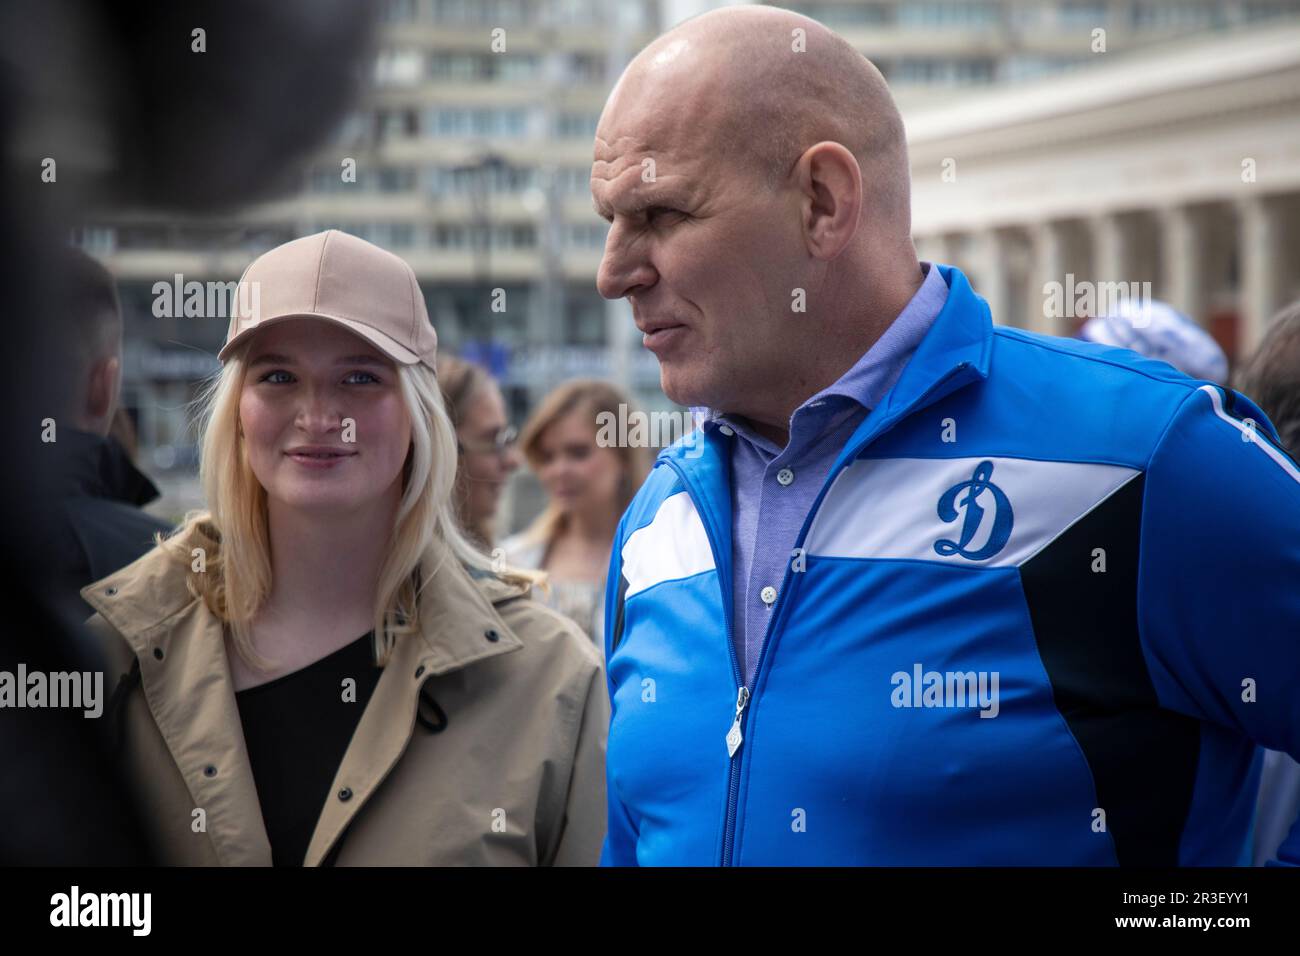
[665,360,974,866]
[661,456,748,865]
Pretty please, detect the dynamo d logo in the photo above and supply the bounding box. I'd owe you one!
[934,460,1013,561]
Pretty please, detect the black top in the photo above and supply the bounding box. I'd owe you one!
[235,632,383,866]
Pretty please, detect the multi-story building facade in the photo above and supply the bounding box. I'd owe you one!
[76,0,1300,525]
[909,17,1300,363]
[776,0,1300,107]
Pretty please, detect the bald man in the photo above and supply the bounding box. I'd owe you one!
[594,6,1300,867]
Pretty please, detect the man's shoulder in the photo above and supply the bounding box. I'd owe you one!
[991,325,1205,397]
[977,326,1208,451]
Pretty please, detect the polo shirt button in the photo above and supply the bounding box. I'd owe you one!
[776,467,795,486]
[760,586,777,606]
[718,425,735,437]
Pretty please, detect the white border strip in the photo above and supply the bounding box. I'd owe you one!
[1199,384,1300,484]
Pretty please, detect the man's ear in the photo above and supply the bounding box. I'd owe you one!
[84,354,121,431]
[797,141,863,261]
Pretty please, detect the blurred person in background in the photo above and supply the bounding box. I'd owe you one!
[1078,298,1229,384]
[1235,299,1300,866]
[502,380,652,644]
[436,354,520,550]
[80,231,607,865]
[47,245,171,615]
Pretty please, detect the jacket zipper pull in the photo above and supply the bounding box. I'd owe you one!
[725,686,750,758]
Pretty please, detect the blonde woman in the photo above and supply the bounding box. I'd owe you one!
[502,380,651,644]
[81,231,607,866]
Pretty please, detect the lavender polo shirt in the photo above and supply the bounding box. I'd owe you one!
[702,262,949,688]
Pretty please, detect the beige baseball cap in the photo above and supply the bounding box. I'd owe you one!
[219,229,438,369]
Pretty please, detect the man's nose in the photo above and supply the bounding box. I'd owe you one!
[596,226,658,300]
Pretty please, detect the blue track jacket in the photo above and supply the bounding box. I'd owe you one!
[601,265,1300,866]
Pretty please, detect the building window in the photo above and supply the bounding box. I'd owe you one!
[554,111,599,138]
[566,300,607,345]
[1060,1,1108,27]
[1131,1,1217,29]
[428,108,528,138]
[788,3,891,26]
[427,51,541,82]
[382,0,418,24]
[376,108,419,140]
[375,49,423,86]
[436,224,469,249]
[898,2,1000,29]
[434,0,532,25]
[567,223,608,248]
[546,0,606,27]
[567,52,605,83]
[377,167,417,192]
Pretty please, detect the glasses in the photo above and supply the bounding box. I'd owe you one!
[458,425,518,457]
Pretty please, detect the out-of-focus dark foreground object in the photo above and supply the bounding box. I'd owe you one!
[0,0,379,865]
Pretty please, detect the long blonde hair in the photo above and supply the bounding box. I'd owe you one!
[162,341,535,670]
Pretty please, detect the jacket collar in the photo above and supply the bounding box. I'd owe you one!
[81,520,528,669]
[657,263,992,485]
[80,521,529,867]
[304,558,528,866]
[875,263,992,419]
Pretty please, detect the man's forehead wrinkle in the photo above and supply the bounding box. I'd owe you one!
[592,160,695,213]
[590,150,656,190]
[593,101,701,171]
[593,134,652,162]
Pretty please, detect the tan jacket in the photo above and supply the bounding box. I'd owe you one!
[80,522,608,866]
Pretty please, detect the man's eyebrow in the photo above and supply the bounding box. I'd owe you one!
[591,192,686,220]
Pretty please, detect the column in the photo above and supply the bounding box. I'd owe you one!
[1089,212,1133,289]
[1029,220,1067,337]
[1159,204,1206,325]
[971,228,1010,326]
[1238,195,1284,356]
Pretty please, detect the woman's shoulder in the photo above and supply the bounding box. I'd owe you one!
[79,519,213,644]
[470,569,602,674]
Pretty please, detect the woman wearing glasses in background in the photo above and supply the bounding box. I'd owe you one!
[436,356,520,551]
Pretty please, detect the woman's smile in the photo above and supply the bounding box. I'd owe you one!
[284,444,358,470]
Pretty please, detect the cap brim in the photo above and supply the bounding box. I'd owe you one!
[218,313,421,365]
